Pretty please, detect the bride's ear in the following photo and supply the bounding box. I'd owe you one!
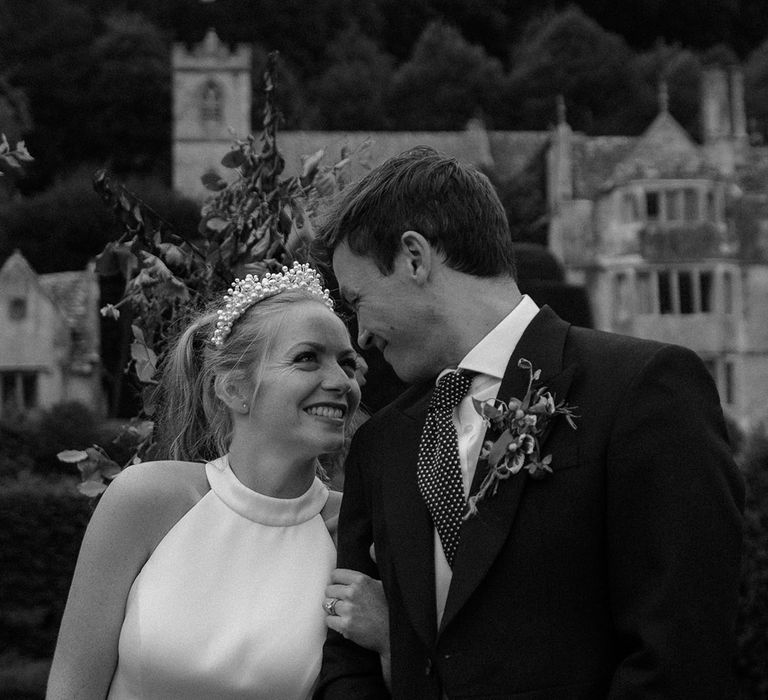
[398,231,432,284]
[215,376,251,414]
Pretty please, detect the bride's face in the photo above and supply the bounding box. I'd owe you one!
[245,302,361,461]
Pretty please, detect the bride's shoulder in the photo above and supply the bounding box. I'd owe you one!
[111,459,209,503]
[96,460,209,550]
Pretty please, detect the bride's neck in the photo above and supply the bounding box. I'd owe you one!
[226,441,316,498]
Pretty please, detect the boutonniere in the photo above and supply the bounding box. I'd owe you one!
[465,358,577,518]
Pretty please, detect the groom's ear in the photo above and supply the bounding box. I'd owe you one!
[399,231,432,284]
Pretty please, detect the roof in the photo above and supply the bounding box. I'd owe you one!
[276,127,550,183]
[610,111,709,184]
[571,134,636,198]
[571,111,716,197]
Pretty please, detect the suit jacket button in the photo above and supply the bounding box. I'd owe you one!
[425,657,433,675]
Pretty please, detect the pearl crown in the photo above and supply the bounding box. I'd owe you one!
[210,262,333,348]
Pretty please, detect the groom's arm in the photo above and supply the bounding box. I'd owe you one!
[605,344,744,699]
[315,427,390,700]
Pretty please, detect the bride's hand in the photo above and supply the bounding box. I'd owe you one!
[324,568,389,656]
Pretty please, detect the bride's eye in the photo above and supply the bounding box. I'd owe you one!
[294,351,318,365]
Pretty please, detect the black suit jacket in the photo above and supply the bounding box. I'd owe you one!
[316,307,745,699]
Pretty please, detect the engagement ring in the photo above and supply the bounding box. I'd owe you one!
[323,597,340,616]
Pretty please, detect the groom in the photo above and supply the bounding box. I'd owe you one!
[314,147,744,699]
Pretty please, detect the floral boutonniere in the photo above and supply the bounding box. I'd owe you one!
[465,358,577,518]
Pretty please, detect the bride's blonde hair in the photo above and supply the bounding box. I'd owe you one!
[153,289,333,463]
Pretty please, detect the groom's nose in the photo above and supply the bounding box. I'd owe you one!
[358,327,374,350]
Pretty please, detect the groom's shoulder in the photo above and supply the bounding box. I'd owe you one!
[363,381,432,426]
[566,324,708,379]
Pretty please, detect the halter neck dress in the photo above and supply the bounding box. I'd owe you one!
[107,455,335,699]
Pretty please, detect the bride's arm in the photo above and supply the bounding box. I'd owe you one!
[324,569,391,690]
[47,462,202,699]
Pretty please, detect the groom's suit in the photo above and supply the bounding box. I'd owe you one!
[316,306,744,699]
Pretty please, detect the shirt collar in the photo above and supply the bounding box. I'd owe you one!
[457,295,539,380]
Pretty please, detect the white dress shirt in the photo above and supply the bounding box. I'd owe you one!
[433,295,540,625]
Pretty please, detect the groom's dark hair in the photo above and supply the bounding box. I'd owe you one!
[315,146,517,278]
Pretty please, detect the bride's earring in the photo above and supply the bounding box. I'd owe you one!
[242,401,249,413]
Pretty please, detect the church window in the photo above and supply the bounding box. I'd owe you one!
[621,193,639,222]
[613,272,631,323]
[200,80,223,123]
[678,271,694,314]
[636,271,653,314]
[699,271,713,312]
[706,190,716,221]
[723,360,734,405]
[722,270,733,313]
[9,297,26,320]
[683,188,699,221]
[664,190,681,222]
[645,191,659,221]
[658,271,673,314]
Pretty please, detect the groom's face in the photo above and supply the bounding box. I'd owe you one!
[332,242,438,382]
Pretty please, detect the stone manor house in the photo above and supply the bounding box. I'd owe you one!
[171,30,768,429]
[4,29,767,427]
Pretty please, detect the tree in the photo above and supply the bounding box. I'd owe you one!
[504,7,646,134]
[745,37,768,144]
[0,169,198,274]
[632,42,704,138]
[387,21,505,130]
[311,24,394,130]
[61,54,353,490]
[0,78,33,199]
[85,12,171,176]
[251,47,318,131]
[0,0,98,190]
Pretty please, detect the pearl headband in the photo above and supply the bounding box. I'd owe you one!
[210,262,333,348]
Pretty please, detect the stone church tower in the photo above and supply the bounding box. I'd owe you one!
[172,28,251,200]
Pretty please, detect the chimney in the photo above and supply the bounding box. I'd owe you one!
[701,67,731,143]
[729,66,747,140]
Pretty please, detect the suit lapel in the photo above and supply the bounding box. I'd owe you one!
[381,383,439,647]
[440,306,575,633]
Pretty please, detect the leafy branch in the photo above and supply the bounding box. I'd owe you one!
[60,51,360,495]
[0,133,33,173]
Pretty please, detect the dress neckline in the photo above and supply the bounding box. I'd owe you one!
[205,455,329,526]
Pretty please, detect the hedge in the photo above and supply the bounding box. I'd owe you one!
[0,473,91,659]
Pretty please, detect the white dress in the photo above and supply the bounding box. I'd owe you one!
[107,455,335,699]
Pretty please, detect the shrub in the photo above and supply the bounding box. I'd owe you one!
[29,402,101,475]
[0,473,91,659]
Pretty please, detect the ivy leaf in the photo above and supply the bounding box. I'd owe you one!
[300,148,324,182]
[57,449,89,464]
[78,480,108,498]
[201,171,227,191]
[14,141,33,161]
[206,217,230,232]
[221,148,247,168]
[130,325,157,383]
[158,242,187,269]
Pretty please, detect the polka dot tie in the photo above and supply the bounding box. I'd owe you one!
[416,369,475,568]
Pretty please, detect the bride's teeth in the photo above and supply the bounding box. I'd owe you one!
[306,406,344,419]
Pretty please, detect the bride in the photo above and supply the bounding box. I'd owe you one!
[47,264,389,699]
